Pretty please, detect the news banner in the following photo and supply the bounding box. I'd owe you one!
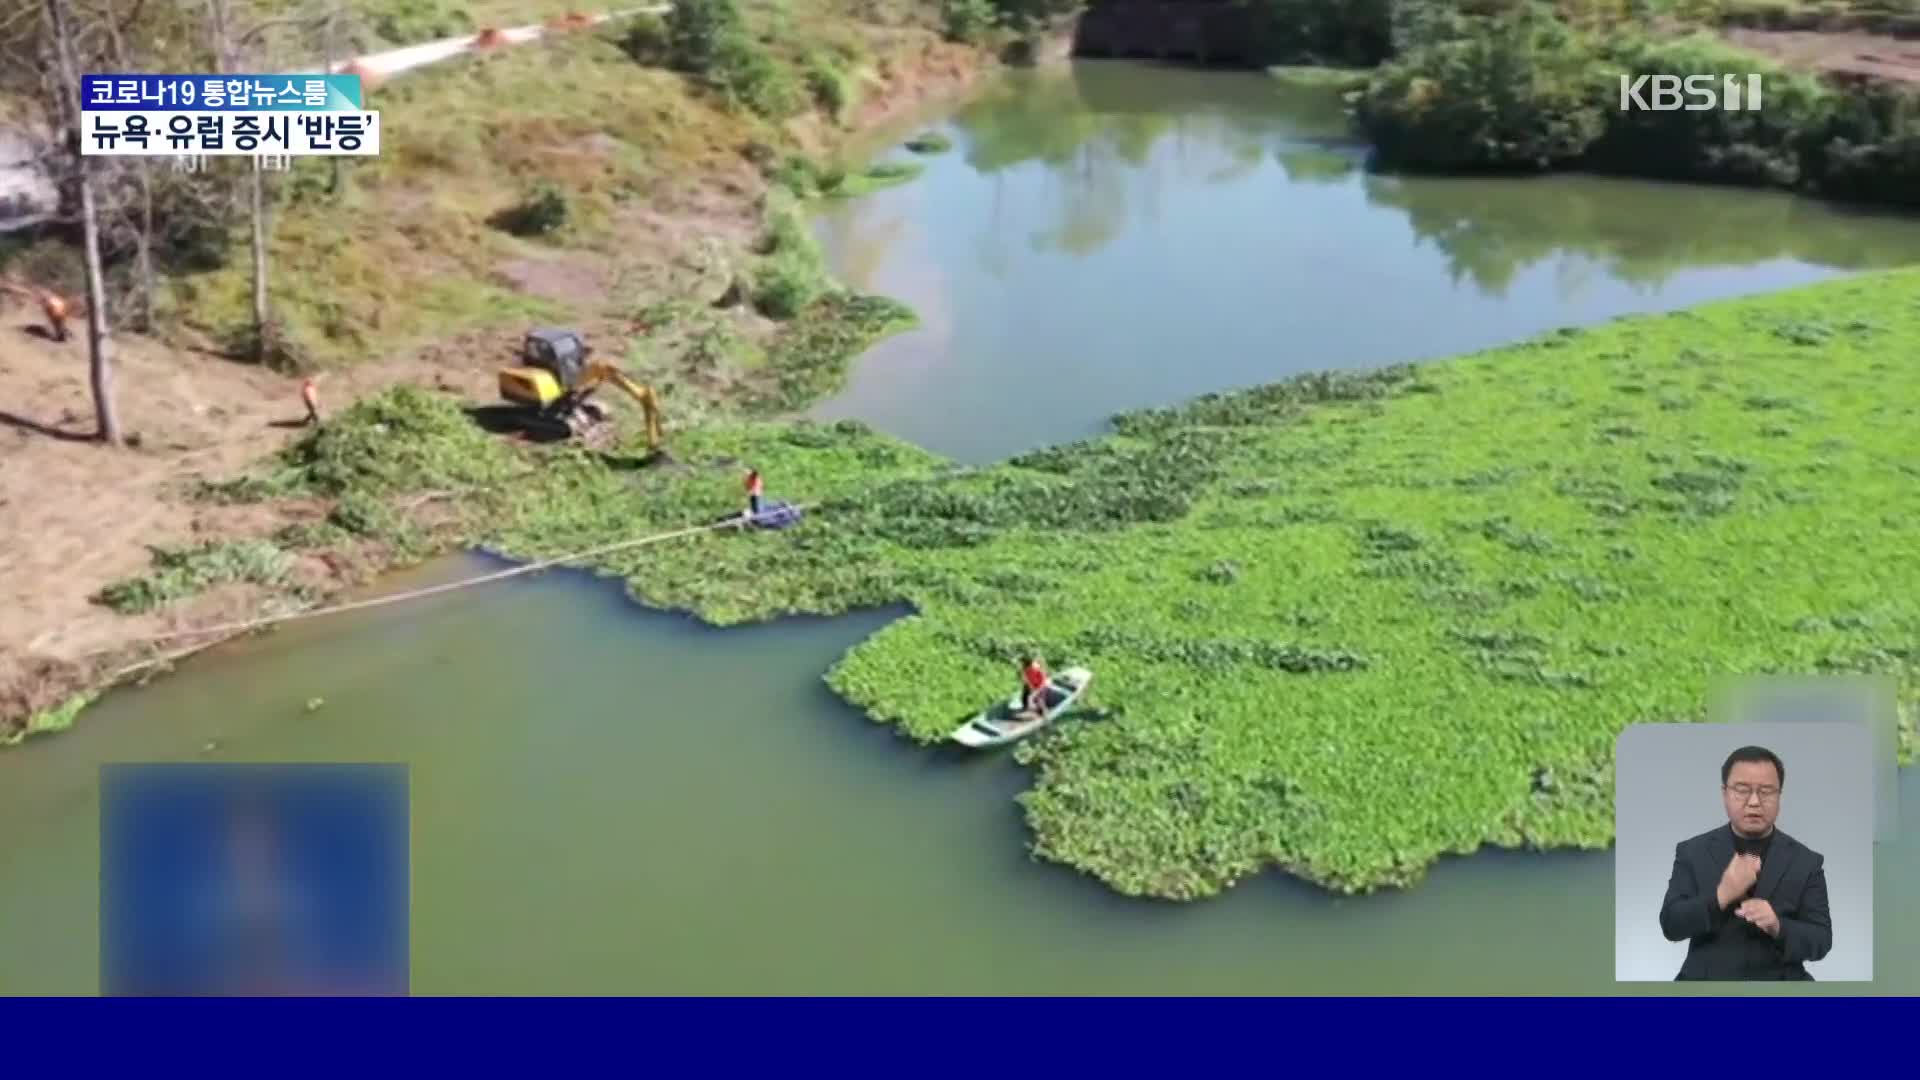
[80,73,380,163]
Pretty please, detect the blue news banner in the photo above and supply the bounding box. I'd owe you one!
[98,763,410,996]
[80,74,380,157]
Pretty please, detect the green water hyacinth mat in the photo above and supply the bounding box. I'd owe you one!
[208,268,1920,901]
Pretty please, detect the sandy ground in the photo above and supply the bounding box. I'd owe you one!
[0,309,499,712]
[1726,28,1920,83]
[0,32,991,730]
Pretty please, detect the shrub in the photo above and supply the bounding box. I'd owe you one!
[666,0,745,73]
[804,52,857,120]
[752,197,830,318]
[710,33,805,119]
[1358,4,1612,170]
[619,12,672,65]
[1799,79,1920,207]
[753,254,828,318]
[492,184,569,237]
[1585,35,1824,186]
[941,0,1000,42]
[1245,0,1395,66]
[369,0,474,47]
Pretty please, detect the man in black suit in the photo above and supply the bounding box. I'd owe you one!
[1658,745,1832,980]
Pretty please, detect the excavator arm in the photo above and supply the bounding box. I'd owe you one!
[576,361,664,451]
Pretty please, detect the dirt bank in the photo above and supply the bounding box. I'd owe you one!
[1727,27,1920,82]
[0,28,992,741]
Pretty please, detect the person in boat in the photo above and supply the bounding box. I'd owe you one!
[1019,655,1050,719]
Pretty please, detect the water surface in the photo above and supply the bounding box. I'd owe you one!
[812,62,1920,462]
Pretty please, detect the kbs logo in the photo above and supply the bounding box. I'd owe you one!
[1618,74,1764,112]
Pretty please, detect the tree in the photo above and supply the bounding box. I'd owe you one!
[99,0,154,330]
[206,0,349,367]
[43,0,124,444]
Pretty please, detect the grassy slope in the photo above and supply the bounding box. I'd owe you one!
[373,268,1916,900]
[162,0,935,367]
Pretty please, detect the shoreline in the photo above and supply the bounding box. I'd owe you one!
[0,20,1001,743]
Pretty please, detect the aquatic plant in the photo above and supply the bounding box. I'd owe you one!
[476,268,1920,898]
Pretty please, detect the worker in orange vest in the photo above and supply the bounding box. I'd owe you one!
[41,291,69,342]
[744,467,764,519]
[301,377,321,425]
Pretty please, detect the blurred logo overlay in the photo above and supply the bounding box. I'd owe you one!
[100,763,409,996]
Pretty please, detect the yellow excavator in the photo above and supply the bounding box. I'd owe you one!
[496,327,663,449]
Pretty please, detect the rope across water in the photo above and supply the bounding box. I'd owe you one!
[99,505,812,677]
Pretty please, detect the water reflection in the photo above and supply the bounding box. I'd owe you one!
[941,62,1920,286]
[1362,174,1920,297]
[814,60,1920,466]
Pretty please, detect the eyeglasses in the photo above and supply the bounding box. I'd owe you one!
[1725,784,1780,803]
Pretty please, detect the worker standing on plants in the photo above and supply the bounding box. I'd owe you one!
[301,378,321,425]
[1019,655,1050,719]
[745,467,764,520]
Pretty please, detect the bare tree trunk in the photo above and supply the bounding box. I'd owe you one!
[102,0,155,330]
[47,0,123,446]
[208,0,227,72]
[323,4,341,194]
[249,156,269,361]
[134,159,153,330]
[210,0,273,363]
[207,0,267,363]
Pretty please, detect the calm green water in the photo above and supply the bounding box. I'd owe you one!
[812,62,1920,462]
[3,62,1919,994]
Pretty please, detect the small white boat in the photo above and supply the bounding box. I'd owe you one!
[950,666,1093,748]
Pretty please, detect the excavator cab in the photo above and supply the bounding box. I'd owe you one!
[495,327,665,451]
[524,327,589,387]
[500,328,591,411]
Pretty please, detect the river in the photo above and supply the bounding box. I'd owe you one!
[2,61,1916,995]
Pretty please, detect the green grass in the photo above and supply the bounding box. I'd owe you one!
[96,540,301,614]
[443,267,1920,899]
[155,1,947,367]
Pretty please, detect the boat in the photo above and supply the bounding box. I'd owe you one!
[950,666,1093,748]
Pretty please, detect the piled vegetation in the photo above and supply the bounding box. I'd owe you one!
[96,540,302,615]
[155,268,1920,898]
